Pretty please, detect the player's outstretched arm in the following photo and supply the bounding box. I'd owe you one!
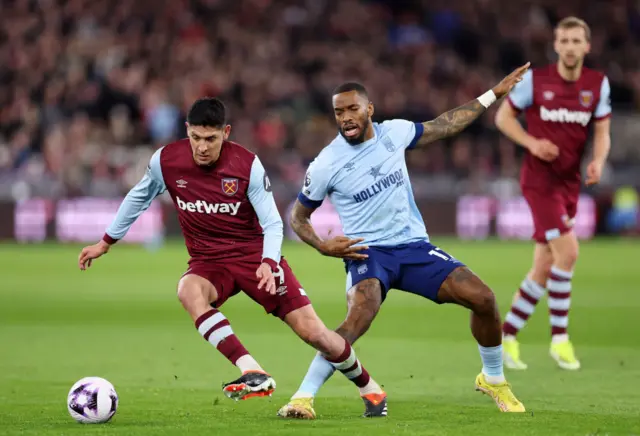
[414,63,531,148]
[290,200,368,260]
[78,150,166,270]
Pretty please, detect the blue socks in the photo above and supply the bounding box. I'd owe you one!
[292,353,336,399]
[478,344,506,384]
[291,345,505,398]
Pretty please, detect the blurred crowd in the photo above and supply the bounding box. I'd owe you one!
[1,0,640,200]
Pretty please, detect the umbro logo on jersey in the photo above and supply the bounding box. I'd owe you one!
[176,179,188,188]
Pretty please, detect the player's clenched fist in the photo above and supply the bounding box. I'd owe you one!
[528,138,560,162]
[78,241,110,270]
[492,62,531,99]
[319,236,369,260]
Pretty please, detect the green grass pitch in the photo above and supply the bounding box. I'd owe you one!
[1,238,639,435]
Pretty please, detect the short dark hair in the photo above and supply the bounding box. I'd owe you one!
[332,82,369,98]
[556,16,591,41]
[187,97,227,128]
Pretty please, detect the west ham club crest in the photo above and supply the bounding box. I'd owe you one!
[222,178,239,196]
[579,90,593,108]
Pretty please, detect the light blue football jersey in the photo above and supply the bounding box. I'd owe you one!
[298,119,429,247]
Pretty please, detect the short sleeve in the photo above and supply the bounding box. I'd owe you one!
[383,119,424,150]
[594,76,612,120]
[507,69,533,111]
[298,157,330,209]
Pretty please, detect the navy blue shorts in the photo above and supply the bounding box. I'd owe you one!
[344,241,465,304]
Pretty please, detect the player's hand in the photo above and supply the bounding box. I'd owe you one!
[256,263,277,295]
[78,241,110,271]
[319,236,369,260]
[492,62,531,99]
[585,160,604,186]
[528,138,559,162]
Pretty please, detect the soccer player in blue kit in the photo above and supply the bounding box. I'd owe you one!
[277,63,531,419]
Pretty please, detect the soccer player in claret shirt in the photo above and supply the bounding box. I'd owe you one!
[495,17,612,371]
[77,98,386,415]
[277,64,530,420]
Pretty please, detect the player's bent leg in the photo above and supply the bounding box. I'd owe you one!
[177,274,219,321]
[546,231,581,370]
[437,267,525,412]
[502,243,552,370]
[335,278,384,344]
[279,279,386,419]
[529,243,555,285]
[177,274,275,400]
[281,302,386,419]
[438,268,501,347]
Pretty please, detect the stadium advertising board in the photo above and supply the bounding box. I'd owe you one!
[2,194,599,242]
[11,198,163,243]
[285,196,597,241]
[456,195,596,240]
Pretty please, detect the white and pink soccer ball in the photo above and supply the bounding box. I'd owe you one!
[67,377,118,424]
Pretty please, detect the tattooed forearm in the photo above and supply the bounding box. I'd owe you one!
[289,200,325,251]
[417,99,487,147]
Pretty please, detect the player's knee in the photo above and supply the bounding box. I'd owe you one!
[176,281,196,307]
[176,275,211,308]
[550,233,579,270]
[559,246,579,270]
[472,286,497,316]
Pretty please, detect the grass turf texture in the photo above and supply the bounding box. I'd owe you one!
[1,239,639,435]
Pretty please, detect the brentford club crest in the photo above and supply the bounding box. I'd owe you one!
[221,178,239,196]
[579,90,593,108]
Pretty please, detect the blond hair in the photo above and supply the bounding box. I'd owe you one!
[556,16,591,41]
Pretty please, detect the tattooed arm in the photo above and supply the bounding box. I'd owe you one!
[415,99,488,147]
[290,199,325,252]
[290,199,368,260]
[413,62,531,148]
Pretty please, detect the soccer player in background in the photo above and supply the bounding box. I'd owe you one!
[495,17,611,371]
[77,98,386,415]
[277,63,531,419]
